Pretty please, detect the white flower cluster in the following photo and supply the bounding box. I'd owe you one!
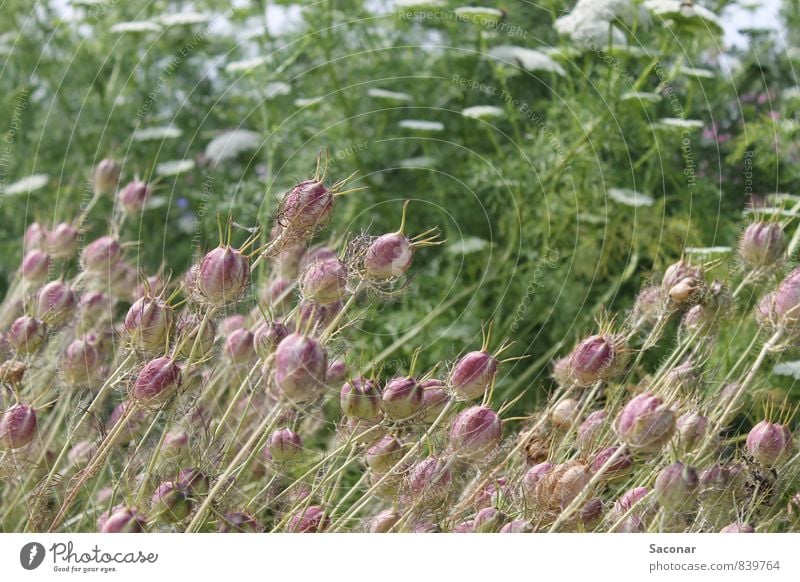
[554,0,649,45]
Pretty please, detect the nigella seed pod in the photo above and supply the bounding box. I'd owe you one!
[340,376,382,420]
[745,420,793,467]
[365,435,404,473]
[450,406,502,460]
[740,221,786,269]
[567,333,627,386]
[82,236,122,274]
[268,428,303,462]
[224,328,256,365]
[132,357,182,405]
[287,505,329,533]
[343,416,385,445]
[8,316,46,354]
[325,358,347,385]
[107,403,148,443]
[46,223,78,259]
[449,351,498,400]
[549,398,580,429]
[92,158,121,195]
[296,300,342,330]
[175,314,216,359]
[300,257,348,305]
[0,361,26,384]
[534,461,593,512]
[219,512,262,533]
[276,180,334,243]
[299,245,337,271]
[473,507,508,533]
[197,246,250,306]
[500,519,533,533]
[253,321,288,359]
[720,522,755,533]
[0,404,37,450]
[632,285,663,328]
[522,462,554,506]
[654,462,699,511]
[24,222,48,251]
[662,260,703,293]
[35,280,77,326]
[612,486,653,520]
[768,267,800,325]
[420,378,450,423]
[178,467,210,497]
[664,360,701,394]
[21,250,51,284]
[124,296,173,352]
[382,376,423,420]
[591,446,633,481]
[78,291,112,328]
[578,498,604,530]
[151,482,192,523]
[160,431,188,457]
[118,180,150,214]
[614,392,675,453]
[368,510,401,533]
[62,336,101,386]
[364,232,413,280]
[675,413,708,452]
[99,506,146,533]
[699,463,746,505]
[409,456,452,504]
[274,333,327,403]
[577,410,607,453]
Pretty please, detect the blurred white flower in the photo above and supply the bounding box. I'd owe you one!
[158,13,212,27]
[653,118,704,129]
[607,188,654,207]
[398,119,445,131]
[461,105,504,119]
[621,91,662,102]
[398,156,436,168]
[204,130,262,166]
[133,126,182,142]
[453,6,505,23]
[367,88,413,102]
[156,160,195,176]
[295,96,325,107]
[110,21,162,34]
[488,45,566,76]
[4,174,49,196]
[554,0,649,45]
[225,57,270,74]
[684,246,733,256]
[644,0,722,31]
[447,237,490,254]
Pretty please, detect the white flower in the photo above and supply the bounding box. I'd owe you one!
[367,88,413,102]
[110,21,162,34]
[398,119,445,131]
[447,237,490,254]
[487,45,566,76]
[398,156,436,168]
[133,126,182,141]
[607,188,655,207]
[158,13,211,27]
[295,96,324,107]
[621,91,662,103]
[681,67,716,79]
[204,130,262,166]
[453,6,505,23]
[156,159,195,176]
[461,105,504,119]
[652,118,705,130]
[684,246,732,256]
[3,174,49,196]
[263,82,292,98]
[225,56,270,74]
[773,361,800,379]
[643,0,722,31]
[554,0,649,45]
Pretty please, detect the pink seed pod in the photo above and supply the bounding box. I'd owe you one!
[274,333,327,403]
[67,440,97,470]
[197,246,250,305]
[224,327,256,365]
[449,350,498,400]
[24,222,48,251]
[0,360,26,384]
[473,477,507,509]
[591,446,633,481]
[740,221,786,269]
[124,296,173,351]
[577,410,608,453]
[271,241,305,279]
[8,315,47,354]
[613,516,645,533]
[364,232,414,280]
[578,497,605,530]
[420,378,450,423]
[551,356,571,387]
[720,522,755,533]
[35,280,77,326]
[108,260,138,299]
[264,277,294,314]
[253,321,288,359]
[661,260,703,293]
[160,431,189,457]
[78,291,112,328]
[533,461,593,512]
[663,360,701,394]
[82,236,122,274]
[176,314,216,359]
[107,402,148,443]
[365,435,404,473]
[300,257,348,305]
[500,519,533,533]
[699,463,746,505]
[381,376,423,421]
[745,420,793,467]
[452,520,473,533]
[268,428,303,462]
[613,486,651,518]
[549,397,580,429]
[342,416,385,446]
[62,336,102,386]
[299,245,337,272]
[46,223,79,259]
[218,512,262,533]
[368,510,401,533]
[675,412,708,452]
[275,180,334,243]
[522,462,554,506]
[632,285,663,328]
[132,357,182,405]
[566,333,627,387]
[92,158,122,195]
[768,267,800,325]
[340,376,382,420]
[473,507,508,533]
[0,404,37,450]
[614,392,676,453]
[178,467,210,496]
[325,358,348,385]
[409,456,453,504]
[99,506,146,533]
[296,300,342,330]
[450,405,502,459]
[654,462,699,511]
[118,180,150,214]
[151,481,192,523]
[287,505,329,533]
[20,250,51,284]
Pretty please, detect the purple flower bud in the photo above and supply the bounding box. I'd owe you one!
[99,506,146,533]
[78,291,112,328]
[287,505,329,533]
[740,222,786,268]
[269,428,303,462]
[264,277,294,315]
[62,336,102,386]
[577,410,607,452]
[591,446,633,480]
[46,223,78,259]
[675,412,708,452]
[549,398,580,429]
[218,512,262,533]
[340,376,382,420]
[450,406,502,459]
[118,180,150,214]
[299,245,337,271]
[368,510,401,533]
[382,376,423,421]
[124,296,173,351]
[770,267,800,324]
[452,520,474,533]
[274,333,327,403]
[35,281,77,326]
[24,222,48,251]
[224,327,256,364]
[664,360,701,394]
[325,358,347,385]
[82,236,122,274]
[8,316,46,354]
[612,486,652,519]
[295,300,342,330]
[500,519,533,533]
[654,462,699,511]
[253,321,288,359]
[473,507,508,532]
[420,378,450,423]
[0,404,37,450]
[300,258,348,305]
[720,522,755,533]
[746,420,793,467]
[176,314,217,359]
[449,350,498,400]
[132,357,182,405]
[276,180,333,242]
[365,435,404,473]
[21,250,50,284]
[522,462,554,506]
[92,158,121,195]
[614,393,676,452]
[699,463,746,504]
[197,246,250,305]
[364,233,413,279]
[567,333,627,386]
[409,456,452,504]
[151,481,192,523]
